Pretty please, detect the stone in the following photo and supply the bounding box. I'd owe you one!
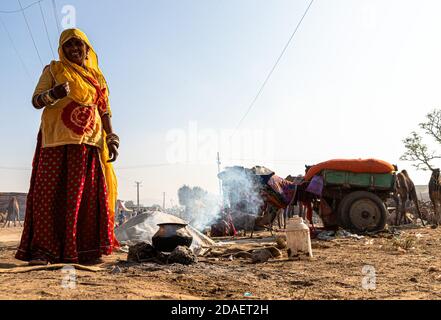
[265,246,282,258]
[428,266,439,273]
[127,242,157,262]
[110,266,122,274]
[275,236,287,249]
[251,248,273,263]
[168,246,197,265]
[233,251,253,259]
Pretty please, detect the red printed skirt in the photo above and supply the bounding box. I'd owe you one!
[15,133,115,263]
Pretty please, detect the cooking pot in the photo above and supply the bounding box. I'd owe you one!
[152,222,193,252]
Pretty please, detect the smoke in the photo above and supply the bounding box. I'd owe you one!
[176,167,269,231]
[220,166,264,216]
[177,185,222,230]
[218,166,267,231]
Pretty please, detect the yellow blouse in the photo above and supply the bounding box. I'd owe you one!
[33,65,109,149]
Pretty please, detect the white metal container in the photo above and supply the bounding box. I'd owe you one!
[285,216,313,258]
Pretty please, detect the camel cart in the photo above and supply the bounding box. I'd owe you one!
[306,170,396,233]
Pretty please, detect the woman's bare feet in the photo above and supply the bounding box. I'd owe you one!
[28,259,48,266]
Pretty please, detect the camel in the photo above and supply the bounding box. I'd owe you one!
[392,170,425,226]
[0,212,6,224]
[3,197,22,228]
[250,204,280,238]
[285,175,305,226]
[429,168,441,227]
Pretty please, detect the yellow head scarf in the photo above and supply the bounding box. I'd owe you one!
[50,28,118,247]
[51,28,109,108]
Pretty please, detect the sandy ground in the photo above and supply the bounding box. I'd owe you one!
[1,225,441,300]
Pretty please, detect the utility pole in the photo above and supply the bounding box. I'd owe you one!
[135,181,142,213]
[163,192,166,211]
[217,152,222,197]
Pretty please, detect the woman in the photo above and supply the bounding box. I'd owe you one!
[16,28,119,265]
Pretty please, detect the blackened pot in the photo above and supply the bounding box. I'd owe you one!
[152,223,193,252]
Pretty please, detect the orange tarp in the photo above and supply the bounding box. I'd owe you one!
[304,159,395,181]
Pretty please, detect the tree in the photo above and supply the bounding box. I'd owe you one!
[177,185,192,207]
[192,186,207,200]
[401,109,441,171]
[124,200,135,208]
[176,185,221,229]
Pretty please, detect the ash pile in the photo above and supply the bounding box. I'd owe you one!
[127,243,197,265]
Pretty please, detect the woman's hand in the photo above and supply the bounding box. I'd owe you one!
[101,115,119,163]
[33,83,69,109]
[107,141,119,163]
[51,82,70,99]
[106,133,120,163]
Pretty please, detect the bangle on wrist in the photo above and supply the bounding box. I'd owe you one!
[106,133,120,148]
[40,89,59,107]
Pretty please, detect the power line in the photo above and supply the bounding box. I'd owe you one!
[225,158,313,164]
[51,0,60,34]
[38,1,55,59]
[0,166,31,171]
[17,0,44,68]
[0,0,42,14]
[116,163,180,170]
[0,15,32,80]
[116,161,227,170]
[230,0,315,139]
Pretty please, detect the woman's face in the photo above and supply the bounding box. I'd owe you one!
[63,37,88,66]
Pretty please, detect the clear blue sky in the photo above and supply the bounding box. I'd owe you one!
[1,0,441,205]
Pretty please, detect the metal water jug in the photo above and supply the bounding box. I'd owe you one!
[152,222,193,252]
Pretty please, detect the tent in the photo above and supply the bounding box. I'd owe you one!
[115,211,215,254]
[117,200,133,212]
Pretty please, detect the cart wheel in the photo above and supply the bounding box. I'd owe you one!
[339,191,387,233]
[337,196,352,229]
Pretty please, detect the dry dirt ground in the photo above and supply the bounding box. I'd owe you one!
[1,225,441,300]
